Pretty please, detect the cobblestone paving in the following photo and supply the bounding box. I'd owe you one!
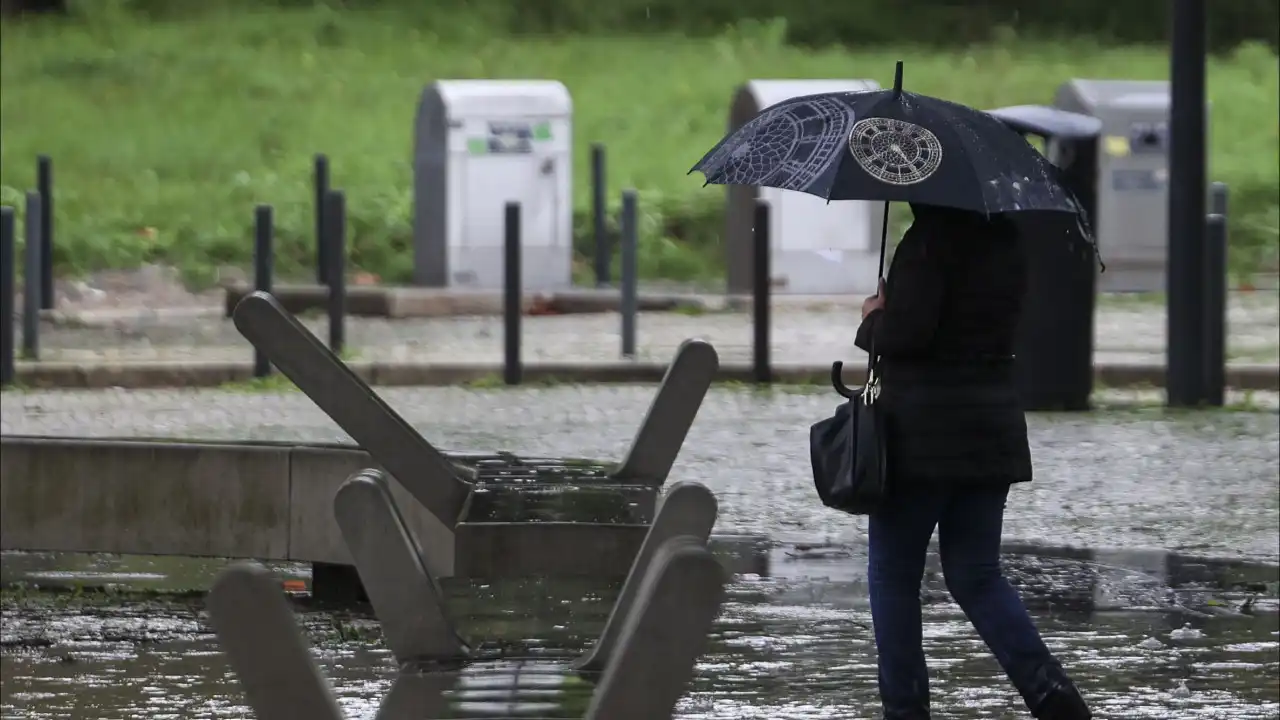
[4,386,1277,562]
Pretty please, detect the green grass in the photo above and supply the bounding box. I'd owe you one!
[218,373,299,393]
[1,6,1277,286]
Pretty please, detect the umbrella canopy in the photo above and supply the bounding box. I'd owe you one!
[690,64,1087,218]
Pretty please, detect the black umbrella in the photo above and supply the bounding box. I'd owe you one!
[690,61,1086,217]
[690,59,1099,391]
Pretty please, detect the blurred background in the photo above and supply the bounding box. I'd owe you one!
[1,0,1276,288]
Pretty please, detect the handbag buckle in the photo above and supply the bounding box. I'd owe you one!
[862,371,881,404]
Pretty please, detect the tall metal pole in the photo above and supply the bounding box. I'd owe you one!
[1166,0,1208,407]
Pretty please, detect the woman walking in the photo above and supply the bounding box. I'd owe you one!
[855,203,1092,720]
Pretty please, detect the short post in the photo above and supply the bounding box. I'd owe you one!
[1,207,15,386]
[314,154,330,286]
[253,204,275,379]
[1203,211,1227,408]
[324,189,346,355]
[22,192,41,361]
[503,201,522,386]
[36,155,54,310]
[752,200,771,384]
[592,143,610,287]
[1210,181,1228,217]
[619,189,638,359]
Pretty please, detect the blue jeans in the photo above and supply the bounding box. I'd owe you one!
[868,484,1055,714]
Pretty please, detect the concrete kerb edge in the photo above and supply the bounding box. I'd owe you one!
[9,359,1279,391]
[221,283,714,318]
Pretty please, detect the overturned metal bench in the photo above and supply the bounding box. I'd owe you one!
[334,470,720,673]
[233,291,720,580]
[209,481,726,720]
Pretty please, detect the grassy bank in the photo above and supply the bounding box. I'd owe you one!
[1,6,1277,285]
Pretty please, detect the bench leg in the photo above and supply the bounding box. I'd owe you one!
[375,669,460,720]
[334,470,469,664]
[575,481,718,675]
[612,339,719,486]
[585,535,727,720]
[233,291,471,526]
[207,563,346,720]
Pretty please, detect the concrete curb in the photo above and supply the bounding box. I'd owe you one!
[0,435,652,579]
[8,358,1279,391]
[221,283,713,319]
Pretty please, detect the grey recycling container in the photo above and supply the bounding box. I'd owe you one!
[988,105,1103,412]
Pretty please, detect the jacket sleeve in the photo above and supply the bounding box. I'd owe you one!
[854,230,945,357]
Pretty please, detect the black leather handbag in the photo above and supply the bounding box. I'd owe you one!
[808,357,889,515]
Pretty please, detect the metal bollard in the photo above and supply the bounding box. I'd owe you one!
[1,207,15,386]
[253,205,275,379]
[1166,0,1209,408]
[36,155,54,310]
[592,143,610,287]
[22,192,41,361]
[1203,181,1229,407]
[1203,212,1227,408]
[324,189,346,356]
[503,202,523,386]
[1210,181,1228,217]
[314,154,330,286]
[752,200,771,384]
[620,190,638,359]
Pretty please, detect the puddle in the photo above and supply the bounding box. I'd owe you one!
[1,552,1276,718]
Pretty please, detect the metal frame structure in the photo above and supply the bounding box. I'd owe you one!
[213,292,729,717]
[209,478,725,720]
[232,291,720,527]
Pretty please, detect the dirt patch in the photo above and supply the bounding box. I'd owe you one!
[15,265,230,316]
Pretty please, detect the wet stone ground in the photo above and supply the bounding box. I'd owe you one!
[1,551,1277,719]
[2,380,1277,716]
[3,386,1277,562]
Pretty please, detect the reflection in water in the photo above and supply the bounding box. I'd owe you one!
[2,552,1277,719]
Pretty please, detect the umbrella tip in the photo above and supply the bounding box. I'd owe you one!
[893,60,904,97]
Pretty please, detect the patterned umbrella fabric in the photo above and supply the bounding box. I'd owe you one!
[690,63,1087,217]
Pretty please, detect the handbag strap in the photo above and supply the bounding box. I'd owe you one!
[865,200,891,393]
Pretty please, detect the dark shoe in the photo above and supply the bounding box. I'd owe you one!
[1029,661,1090,717]
[883,707,931,720]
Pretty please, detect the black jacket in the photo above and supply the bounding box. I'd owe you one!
[854,208,1033,486]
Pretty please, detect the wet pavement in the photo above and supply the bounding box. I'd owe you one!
[3,373,1278,716]
[19,292,1280,366]
[1,551,1277,719]
[3,386,1278,562]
